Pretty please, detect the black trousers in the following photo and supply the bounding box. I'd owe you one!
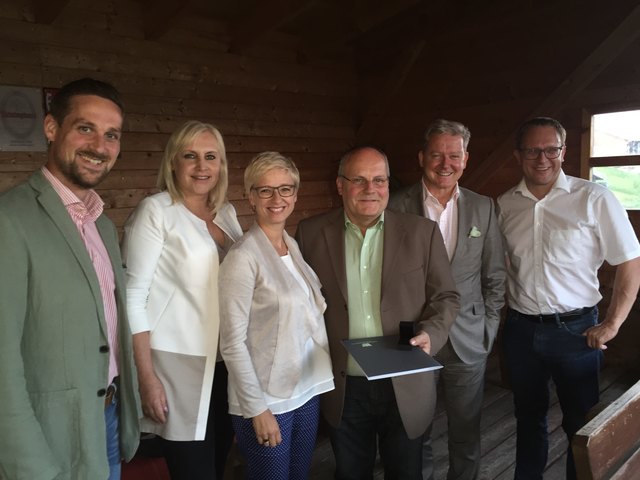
[329,376,423,480]
[161,361,234,480]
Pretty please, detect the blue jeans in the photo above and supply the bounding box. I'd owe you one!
[503,308,602,480]
[330,376,423,480]
[105,396,121,480]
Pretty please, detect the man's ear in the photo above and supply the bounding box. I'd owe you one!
[336,176,343,196]
[43,114,58,143]
[513,150,522,166]
[418,150,424,169]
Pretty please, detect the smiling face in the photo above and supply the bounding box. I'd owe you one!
[173,131,221,202]
[515,125,565,199]
[44,94,122,200]
[250,167,298,228]
[337,147,389,231]
[419,133,468,201]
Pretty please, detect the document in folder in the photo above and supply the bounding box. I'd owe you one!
[342,335,443,380]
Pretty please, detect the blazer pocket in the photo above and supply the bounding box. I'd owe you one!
[30,388,81,475]
[472,302,485,316]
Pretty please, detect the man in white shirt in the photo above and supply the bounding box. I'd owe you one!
[389,119,506,480]
[498,116,640,480]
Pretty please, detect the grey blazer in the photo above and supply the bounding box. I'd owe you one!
[219,222,332,418]
[389,183,506,363]
[296,209,460,439]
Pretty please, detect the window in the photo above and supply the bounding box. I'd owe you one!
[586,109,640,210]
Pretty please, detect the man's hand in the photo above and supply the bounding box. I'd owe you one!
[584,322,619,350]
[410,331,432,354]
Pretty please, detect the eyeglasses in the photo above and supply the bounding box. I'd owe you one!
[339,175,389,188]
[519,146,564,160]
[251,184,297,199]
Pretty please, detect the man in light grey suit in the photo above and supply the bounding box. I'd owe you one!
[389,119,506,480]
[0,78,140,480]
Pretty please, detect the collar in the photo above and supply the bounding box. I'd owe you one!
[41,166,104,224]
[513,169,570,200]
[343,211,385,232]
[422,180,460,207]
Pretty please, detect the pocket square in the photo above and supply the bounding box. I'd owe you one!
[468,226,482,238]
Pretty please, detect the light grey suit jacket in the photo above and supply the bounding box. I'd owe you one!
[0,171,140,480]
[296,209,460,439]
[389,183,506,363]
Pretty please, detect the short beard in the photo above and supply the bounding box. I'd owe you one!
[58,152,112,189]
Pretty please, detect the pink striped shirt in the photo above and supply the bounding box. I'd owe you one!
[42,167,119,386]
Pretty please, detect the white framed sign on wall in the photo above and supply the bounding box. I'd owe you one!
[0,85,47,152]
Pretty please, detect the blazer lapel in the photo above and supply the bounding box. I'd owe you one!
[31,172,108,336]
[452,189,471,265]
[380,211,405,304]
[411,183,425,216]
[322,210,348,303]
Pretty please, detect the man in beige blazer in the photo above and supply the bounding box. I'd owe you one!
[389,119,506,480]
[0,78,140,480]
[296,146,459,479]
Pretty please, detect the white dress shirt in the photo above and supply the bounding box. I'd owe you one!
[422,181,459,260]
[498,171,640,314]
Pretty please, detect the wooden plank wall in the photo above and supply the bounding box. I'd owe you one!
[1,0,638,364]
[371,2,640,366]
[0,0,357,233]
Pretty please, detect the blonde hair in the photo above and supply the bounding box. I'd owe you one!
[243,151,300,196]
[157,120,229,213]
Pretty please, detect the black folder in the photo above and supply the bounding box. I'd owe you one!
[342,335,443,380]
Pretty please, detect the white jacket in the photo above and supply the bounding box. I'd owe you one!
[122,191,242,440]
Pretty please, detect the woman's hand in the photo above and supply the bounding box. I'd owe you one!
[252,409,281,448]
[139,373,169,424]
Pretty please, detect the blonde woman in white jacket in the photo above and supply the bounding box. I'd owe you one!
[219,152,334,480]
[122,121,242,480]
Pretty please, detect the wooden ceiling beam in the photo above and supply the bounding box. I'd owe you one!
[356,39,426,144]
[32,0,71,24]
[464,3,640,191]
[352,0,421,34]
[229,0,319,54]
[141,0,190,40]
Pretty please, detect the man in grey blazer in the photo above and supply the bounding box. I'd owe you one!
[0,78,140,480]
[296,146,459,479]
[389,119,506,480]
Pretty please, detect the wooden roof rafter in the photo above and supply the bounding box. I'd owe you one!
[32,0,71,24]
[463,3,640,191]
[356,39,426,144]
[228,0,320,54]
[139,0,191,40]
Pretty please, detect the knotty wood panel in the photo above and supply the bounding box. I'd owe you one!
[0,0,356,232]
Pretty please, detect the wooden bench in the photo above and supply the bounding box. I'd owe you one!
[572,379,640,479]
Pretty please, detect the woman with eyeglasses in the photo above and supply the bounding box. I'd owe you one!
[219,151,334,480]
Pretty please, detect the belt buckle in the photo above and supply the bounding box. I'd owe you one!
[104,384,116,409]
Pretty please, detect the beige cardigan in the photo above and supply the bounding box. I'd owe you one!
[219,222,331,418]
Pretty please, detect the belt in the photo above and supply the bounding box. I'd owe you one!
[104,383,117,409]
[514,306,595,324]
